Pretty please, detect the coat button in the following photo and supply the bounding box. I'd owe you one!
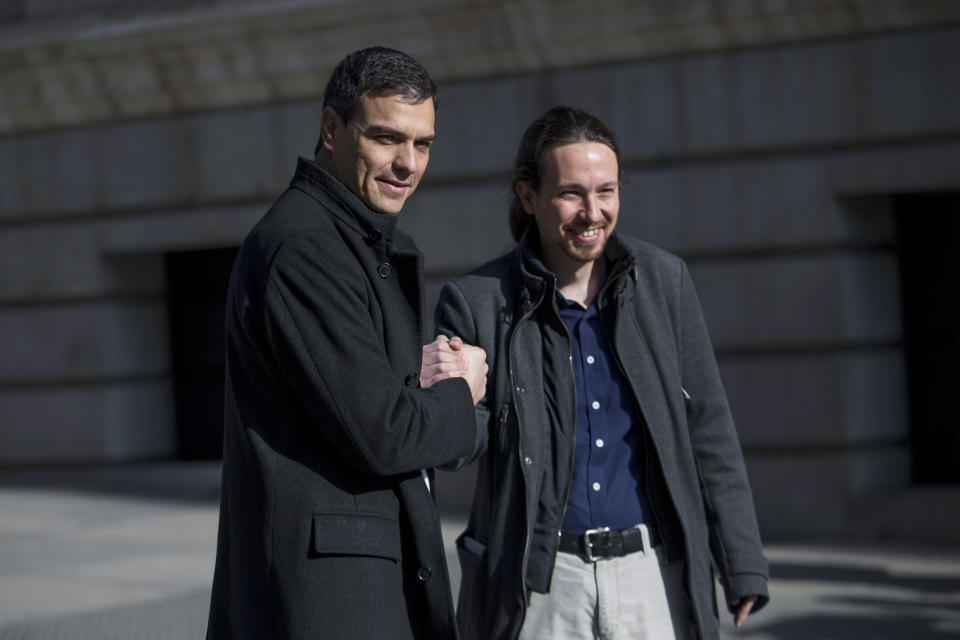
[405,371,418,386]
[370,229,383,242]
[377,263,392,278]
[417,567,432,582]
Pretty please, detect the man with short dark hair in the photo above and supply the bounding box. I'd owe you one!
[207,47,487,640]
[436,106,769,639]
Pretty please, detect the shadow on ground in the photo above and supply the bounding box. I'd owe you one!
[738,560,960,639]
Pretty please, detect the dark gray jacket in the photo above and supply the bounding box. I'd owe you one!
[435,229,769,640]
[207,158,477,640]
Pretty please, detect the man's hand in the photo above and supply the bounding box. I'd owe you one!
[420,335,488,404]
[421,335,463,388]
[730,595,758,627]
[450,336,488,405]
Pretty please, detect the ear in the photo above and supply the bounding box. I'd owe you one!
[515,180,537,216]
[319,106,343,154]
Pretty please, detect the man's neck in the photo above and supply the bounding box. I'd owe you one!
[551,256,604,308]
[315,152,334,176]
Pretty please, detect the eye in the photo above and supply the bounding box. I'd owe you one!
[415,140,432,151]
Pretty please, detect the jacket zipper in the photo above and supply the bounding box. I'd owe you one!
[508,294,541,613]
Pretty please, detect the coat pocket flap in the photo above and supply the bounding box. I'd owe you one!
[312,512,401,560]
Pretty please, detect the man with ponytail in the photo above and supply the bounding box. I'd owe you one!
[436,106,769,640]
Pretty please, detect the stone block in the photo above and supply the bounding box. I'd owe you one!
[0,380,176,462]
[832,141,960,196]
[720,348,908,447]
[0,225,164,301]
[688,252,902,348]
[99,203,264,256]
[191,108,286,201]
[275,101,323,170]
[618,156,860,252]
[748,446,910,539]
[428,75,545,180]
[0,106,286,222]
[0,300,170,382]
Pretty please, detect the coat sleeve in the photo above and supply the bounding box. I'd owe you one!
[433,280,490,470]
[261,235,478,477]
[677,261,770,612]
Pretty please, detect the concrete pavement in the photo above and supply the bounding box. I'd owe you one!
[0,462,958,639]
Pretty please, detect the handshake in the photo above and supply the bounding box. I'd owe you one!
[420,335,488,405]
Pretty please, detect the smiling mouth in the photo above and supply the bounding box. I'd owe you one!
[377,178,410,195]
[571,227,603,241]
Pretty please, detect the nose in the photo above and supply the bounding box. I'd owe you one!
[393,142,417,176]
[583,195,603,222]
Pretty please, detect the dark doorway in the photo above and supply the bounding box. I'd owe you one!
[165,247,238,460]
[894,193,960,484]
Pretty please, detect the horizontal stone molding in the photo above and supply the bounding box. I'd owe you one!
[2,0,959,134]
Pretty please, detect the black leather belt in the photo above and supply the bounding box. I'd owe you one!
[558,525,658,561]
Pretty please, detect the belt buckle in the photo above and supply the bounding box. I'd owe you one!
[582,526,610,561]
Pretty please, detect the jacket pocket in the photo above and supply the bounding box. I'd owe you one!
[455,531,488,640]
[311,512,401,561]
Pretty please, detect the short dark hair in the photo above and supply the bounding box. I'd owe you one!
[315,47,437,156]
[509,106,621,241]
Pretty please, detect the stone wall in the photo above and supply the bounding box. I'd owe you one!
[1,0,959,539]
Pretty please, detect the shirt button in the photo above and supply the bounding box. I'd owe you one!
[586,355,595,364]
[595,438,604,448]
[524,456,533,465]
[417,567,432,582]
[592,482,601,492]
[591,401,600,410]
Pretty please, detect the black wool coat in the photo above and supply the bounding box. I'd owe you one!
[207,158,478,640]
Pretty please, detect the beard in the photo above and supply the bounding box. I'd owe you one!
[558,226,609,264]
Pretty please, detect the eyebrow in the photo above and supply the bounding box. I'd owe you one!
[363,125,436,144]
[556,181,619,190]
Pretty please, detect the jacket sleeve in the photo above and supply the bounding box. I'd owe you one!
[677,261,770,612]
[261,235,478,477]
[433,280,490,470]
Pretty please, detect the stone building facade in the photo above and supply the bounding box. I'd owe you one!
[1,0,958,541]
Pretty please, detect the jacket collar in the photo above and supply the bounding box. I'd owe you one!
[516,225,637,311]
[290,156,408,250]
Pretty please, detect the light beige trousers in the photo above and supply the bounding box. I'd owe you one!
[518,526,692,640]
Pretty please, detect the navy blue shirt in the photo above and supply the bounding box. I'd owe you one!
[556,271,653,533]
